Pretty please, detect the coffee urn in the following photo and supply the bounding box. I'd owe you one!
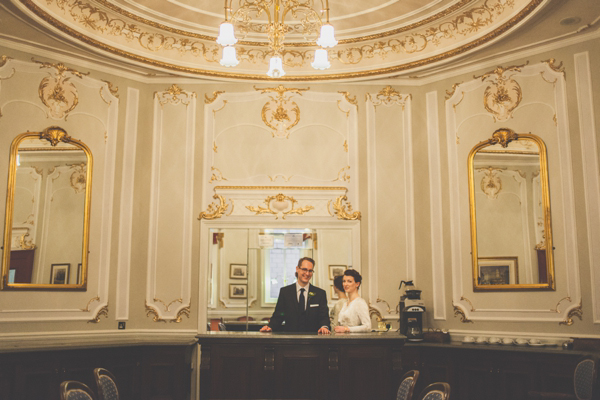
[399,281,426,341]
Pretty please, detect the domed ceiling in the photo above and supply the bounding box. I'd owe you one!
[2,0,575,81]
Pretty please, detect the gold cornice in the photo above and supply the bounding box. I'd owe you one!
[19,0,547,81]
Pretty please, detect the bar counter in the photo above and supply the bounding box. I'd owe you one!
[196,331,406,400]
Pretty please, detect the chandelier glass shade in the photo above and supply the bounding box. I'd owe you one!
[217,0,336,77]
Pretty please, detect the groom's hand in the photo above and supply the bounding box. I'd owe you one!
[318,326,330,335]
[260,325,272,332]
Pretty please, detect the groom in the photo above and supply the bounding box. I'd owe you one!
[260,257,331,334]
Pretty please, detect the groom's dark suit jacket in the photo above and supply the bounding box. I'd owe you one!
[268,283,330,333]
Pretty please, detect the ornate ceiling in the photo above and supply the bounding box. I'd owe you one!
[2,0,598,81]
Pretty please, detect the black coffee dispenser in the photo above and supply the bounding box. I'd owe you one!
[399,280,425,341]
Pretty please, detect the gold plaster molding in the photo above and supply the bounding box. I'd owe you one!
[542,58,565,77]
[559,302,583,326]
[338,91,358,108]
[93,0,472,45]
[88,303,109,323]
[174,306,191,323]
[477,63,527,122]
[209,167,227,183]
[153,297,182,312]
[460,296,476,312]
[0,55,11,67]
[205,91,225,104]
[551,296,571,313]
[34,58,88,119]
[453,305,474,323]
[330,195,361,220]
[19,233,35,250]
[18,0,546,81]
[246,193,314,219]
[198,194,229,220]
[101,79,119,97]
[255,85,309,138]
[445,83,463,100]
[215,185,347,191]
[368,86,411,108]
[80,296,100,312]
[145,302,166,323]
[155,84,196,106]
[333,166,351,182]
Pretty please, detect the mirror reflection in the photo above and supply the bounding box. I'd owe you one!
[468,129,554,291]
[206,227,354,331]
[2,127,92,290]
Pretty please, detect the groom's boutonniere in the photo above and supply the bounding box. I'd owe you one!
[308,291,316,298]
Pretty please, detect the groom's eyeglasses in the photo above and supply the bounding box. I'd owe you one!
[298,267,314,274]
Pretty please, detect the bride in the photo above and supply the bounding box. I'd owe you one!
[334,269,371,333]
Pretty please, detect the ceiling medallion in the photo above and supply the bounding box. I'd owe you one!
[255,85,309,138]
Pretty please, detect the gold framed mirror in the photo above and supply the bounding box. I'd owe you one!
[468,128,554,291]
[1,127,92,290]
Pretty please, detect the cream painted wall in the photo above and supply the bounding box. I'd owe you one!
[0,35,599,348]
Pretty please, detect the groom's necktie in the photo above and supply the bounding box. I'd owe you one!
[299,288,306,312]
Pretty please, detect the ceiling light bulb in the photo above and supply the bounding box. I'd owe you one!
[267,56,286,78]
[311,49,330,70]
[316,24,337,48]
[217,22,237,46]
[220,46,239,67]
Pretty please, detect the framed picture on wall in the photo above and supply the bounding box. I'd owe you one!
[230,264,248,279]
[229,284,247,298]
[50,263,70,284]
[328,265,346,280]
[477,257,519,285]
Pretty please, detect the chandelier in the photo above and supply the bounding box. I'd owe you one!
[217,0,337,78]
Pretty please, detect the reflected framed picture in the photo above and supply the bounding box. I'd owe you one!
[50,263,70,284]
[330,285,338,300]
[478,257,519,285]
[229,284,247,299]
[76,263,82,284]
[230,264,247,279]
[328,265,346,280]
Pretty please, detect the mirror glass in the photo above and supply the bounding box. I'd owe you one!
[468,129,554,291]
[2,128,92,290]
[206,227,354,331]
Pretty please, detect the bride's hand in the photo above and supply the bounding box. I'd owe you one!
[334,326,348,333]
